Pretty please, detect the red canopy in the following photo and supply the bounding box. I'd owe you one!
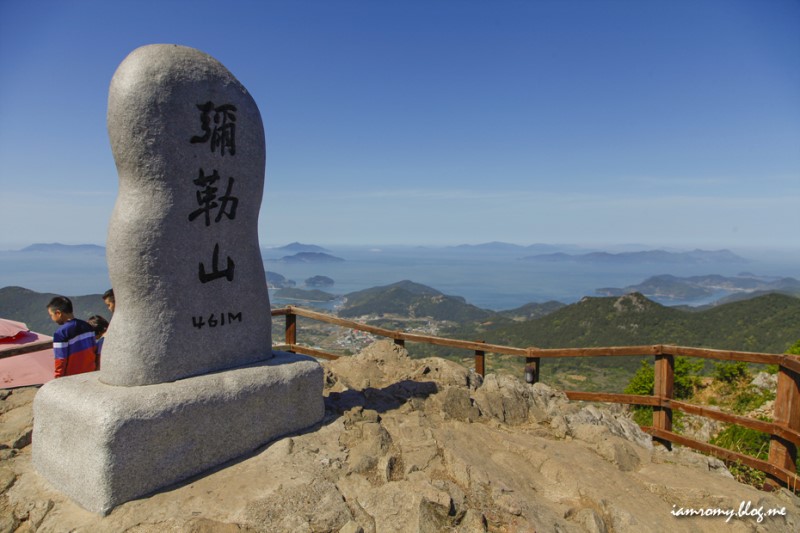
[0,318,55,388]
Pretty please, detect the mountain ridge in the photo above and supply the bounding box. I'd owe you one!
[596,274,800,301]
[522,249,748,265]
[19,243,106,255]
[2,283,798,356]
[273,242,330,253]
[470,292,800,354]
[279,252,345,264]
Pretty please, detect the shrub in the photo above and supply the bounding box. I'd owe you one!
[624,357,701,428]
[732,387,775,415]
[786,339,800,356]
[623,357,703,399]
[674,357,704,398]
[713,361,750,384]
[710,424,771,487]
[624,360,654,396]
[726,462,767,488]
[711,424,770,460]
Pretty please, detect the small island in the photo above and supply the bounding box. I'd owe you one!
[280,252,345,264]
[275,242,330,253]
[305,275,335,288]
[266,271,296,289]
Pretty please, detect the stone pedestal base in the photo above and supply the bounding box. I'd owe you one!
[32,351,324,515]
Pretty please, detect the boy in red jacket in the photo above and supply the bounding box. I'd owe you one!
[47,296,97,378]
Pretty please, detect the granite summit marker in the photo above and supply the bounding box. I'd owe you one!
[32,44,324,514]
[102,44,272,386]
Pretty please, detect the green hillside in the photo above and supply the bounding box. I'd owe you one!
[0,286,110,335]
[497,301,567,321]
[4,283,798,376]
[482,293,691,349]
[435,292,800,392]
[440,292,800,354]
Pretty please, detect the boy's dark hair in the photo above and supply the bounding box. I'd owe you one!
[87,315,109,335]
[47,296,73,314]
[102,289,115,302]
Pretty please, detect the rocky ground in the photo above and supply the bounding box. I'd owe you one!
[1,340,798,532]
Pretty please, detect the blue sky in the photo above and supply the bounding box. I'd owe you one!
[1,0,798,249]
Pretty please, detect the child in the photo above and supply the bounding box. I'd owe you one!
[46,296,97,378]
[103,288,115,314]
[87,314,109,369]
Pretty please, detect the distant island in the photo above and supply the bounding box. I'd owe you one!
[266,272,296,289]
[450,242,568,254]
[19,243,106,255]
[274,242,330,253]
[597,274,800,302]
[280,252,344,264]
[305,275,334,288]
[522,249,747,265]
[451,242,528,252]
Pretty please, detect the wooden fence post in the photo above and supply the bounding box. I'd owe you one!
[285,311,297,351]
[474,340,485,378]
[525,349,540,385]
[653,353,674,449]
[767,364,800,490]
[394,338,405,348]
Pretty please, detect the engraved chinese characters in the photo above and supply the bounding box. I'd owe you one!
[189,108,238,286]
[190,102,237,155]
[102,44,273,386]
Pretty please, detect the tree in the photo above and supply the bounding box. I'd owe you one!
[624,356,703,427]
[786,340,800,355]
[624,357,702,399]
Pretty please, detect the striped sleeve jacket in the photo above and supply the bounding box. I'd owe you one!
[53,319,97,377]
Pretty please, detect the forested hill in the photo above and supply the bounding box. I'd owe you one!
[336,281,799,354]
[0,286,109,335]
[3,283,799,355]
[338,280,494,322]
[449,292,800,354]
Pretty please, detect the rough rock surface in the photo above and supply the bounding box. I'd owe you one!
[2,340,799,532]
[751,372,778,392]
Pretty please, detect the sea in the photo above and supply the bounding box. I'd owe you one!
[2,244,799,312]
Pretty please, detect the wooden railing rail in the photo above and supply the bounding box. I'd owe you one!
[563,391,661,406]
[276,305,529,356]
[0,341,54,359]
[272,305,799,490]
[645,427,798,492]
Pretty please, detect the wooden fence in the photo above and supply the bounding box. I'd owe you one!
[273,305,800,492]
[5,306,797,491]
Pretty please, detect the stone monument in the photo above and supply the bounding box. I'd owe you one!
[32,44,324,514]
